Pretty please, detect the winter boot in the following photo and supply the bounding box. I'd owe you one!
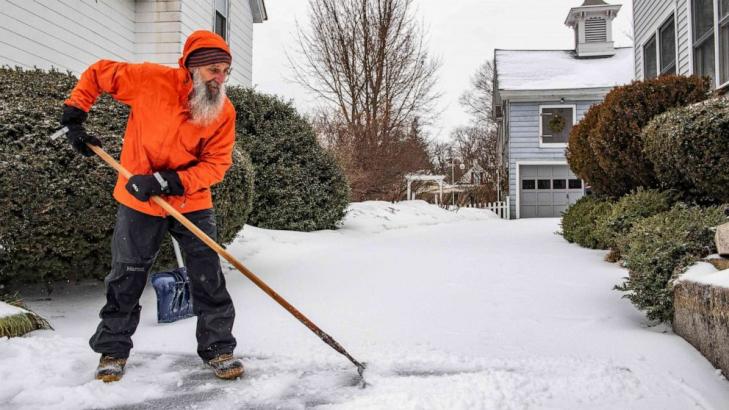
[95,355,127,383]
[206,353,244,380]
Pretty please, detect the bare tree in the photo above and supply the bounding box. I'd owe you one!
[459,60,495,127]
[292,0,441,201]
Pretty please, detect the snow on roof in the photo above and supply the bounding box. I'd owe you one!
[495,47,634,91]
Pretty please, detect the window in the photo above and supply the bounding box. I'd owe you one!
[553,179,567,189]
[568,179,583,189]
[522,180,536,190]
[644,35,658,79]
[214,0,229,41]
[693,0,716,84]
[537,180,551,190]
[540,106,574,146]
[659,15,676,75]
[721,0,729,83]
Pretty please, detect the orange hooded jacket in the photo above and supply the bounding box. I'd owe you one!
[65,30,236,217]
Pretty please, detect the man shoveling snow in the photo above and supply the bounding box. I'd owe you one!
[59,30,242,383]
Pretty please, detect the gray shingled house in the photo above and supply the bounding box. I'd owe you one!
[493,0,633,218]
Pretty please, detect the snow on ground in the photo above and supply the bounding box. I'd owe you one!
[2,200,729,409]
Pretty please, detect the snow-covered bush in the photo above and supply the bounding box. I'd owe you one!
[578,76,710,197]
[566,103,621,196]
[604,189,675,258]
[0,67,253,285]
[616,204,726,323]
[228,87,349,231]
[643,97,729,204]
[560,195,614,249]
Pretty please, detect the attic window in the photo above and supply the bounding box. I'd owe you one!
[585,18,607,43]
[214,0,229,41]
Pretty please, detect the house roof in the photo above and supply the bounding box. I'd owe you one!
[581,0,609,5]
[494,47,633,91]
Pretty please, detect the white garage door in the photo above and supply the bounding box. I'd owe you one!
[519,165,584,218]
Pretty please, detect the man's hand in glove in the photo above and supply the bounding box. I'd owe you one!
[60,105,102,157]
[125,171,184,202]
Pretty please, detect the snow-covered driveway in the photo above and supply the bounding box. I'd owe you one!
[3,201,729,409]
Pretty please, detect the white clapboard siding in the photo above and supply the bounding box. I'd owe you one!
[135,0,181,66]
[0,0,136,74]
[228,0,253,85]
[0,0,255,85]
[633,0,691,79]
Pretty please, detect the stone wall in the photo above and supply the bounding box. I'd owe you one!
[673,280,729,377]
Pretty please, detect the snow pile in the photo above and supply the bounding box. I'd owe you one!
[495,47,634,91]
[677,259,729,288]
[0,301,25,319]
[341,200,498,233]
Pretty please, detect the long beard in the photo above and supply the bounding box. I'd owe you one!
[189,69,226,126]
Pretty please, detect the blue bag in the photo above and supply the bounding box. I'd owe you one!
[151,238,195,323]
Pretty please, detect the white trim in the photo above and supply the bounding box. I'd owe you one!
[538,104,576,148]
[688,0,695,74]
[515,161,572,219]
[498,87,614,101]
[715,0,721,88]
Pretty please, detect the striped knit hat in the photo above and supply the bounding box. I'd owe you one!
[186,47,232,68]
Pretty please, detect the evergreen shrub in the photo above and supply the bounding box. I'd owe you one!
[566,103,619,195]
[604,189,675,255]
[0,67,253,285]
[560,195,614,249]
[574,76,710,197]
[615,204,726,323]
[643,97,729,204]
[227,87,349,231]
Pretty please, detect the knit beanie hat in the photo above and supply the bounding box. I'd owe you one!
[186,47,232,68]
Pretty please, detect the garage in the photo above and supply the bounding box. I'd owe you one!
[518,164,584,218]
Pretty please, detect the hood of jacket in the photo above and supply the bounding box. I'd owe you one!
[178,30,232,70]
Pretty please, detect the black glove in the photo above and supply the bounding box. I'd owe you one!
[60,105,102,157]
[125,171,184,201]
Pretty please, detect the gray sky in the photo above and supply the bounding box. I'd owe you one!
[251,0,634,142]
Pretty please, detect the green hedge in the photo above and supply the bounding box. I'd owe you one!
[560,195,614,249]
[604,189,675,255]
[0,67,253,285]
[615,204,726,323]
[643,97,729,204]
[228,87,350,231]
[569,75,710,197]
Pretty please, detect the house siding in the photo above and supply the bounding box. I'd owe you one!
[507,100,600,218]
[0,0,254,86]
[633,0,691,79]
[0,0,136,73]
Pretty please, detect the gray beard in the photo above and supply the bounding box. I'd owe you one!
[189,69,225,126]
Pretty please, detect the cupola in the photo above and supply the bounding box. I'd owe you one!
[565,0,622,58]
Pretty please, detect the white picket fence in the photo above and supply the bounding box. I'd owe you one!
[464,197,511,219]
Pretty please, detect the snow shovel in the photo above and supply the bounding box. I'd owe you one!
[151,238,195,323]
[50,127,368,385]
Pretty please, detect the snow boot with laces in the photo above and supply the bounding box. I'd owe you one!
[207,353,244,380]
[95,355,127,383]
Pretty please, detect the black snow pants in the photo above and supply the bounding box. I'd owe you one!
[89,204,236,361]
